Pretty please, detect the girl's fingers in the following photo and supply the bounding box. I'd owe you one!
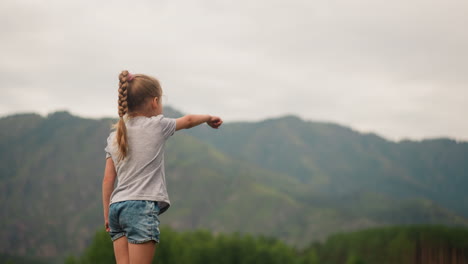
[207,118,222,129]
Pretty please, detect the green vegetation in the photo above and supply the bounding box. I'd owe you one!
[316,225,468,264]
[0,254,49,264]
[67,225,468,264]
[1,108,468,261]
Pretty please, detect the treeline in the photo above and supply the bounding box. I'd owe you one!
[64,225,468,264]
[65,227,308,264]
[0,254,49,264]
[317,225,468,264]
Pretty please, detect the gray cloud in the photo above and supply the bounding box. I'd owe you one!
[1,0,467,140]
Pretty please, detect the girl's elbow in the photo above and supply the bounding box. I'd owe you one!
[185,115,195,129]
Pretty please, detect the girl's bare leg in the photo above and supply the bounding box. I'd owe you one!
[113,236,130,264]
[128,241,156,264]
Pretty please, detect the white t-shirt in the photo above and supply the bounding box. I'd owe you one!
[105,115,176,214]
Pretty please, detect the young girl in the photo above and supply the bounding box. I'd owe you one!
[102,70,222,264]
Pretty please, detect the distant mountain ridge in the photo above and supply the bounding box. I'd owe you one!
[185,112,468,214]
[0,107,467,260]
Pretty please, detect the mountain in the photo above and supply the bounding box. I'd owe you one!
[186,115,468,216]
[0,107,467,261]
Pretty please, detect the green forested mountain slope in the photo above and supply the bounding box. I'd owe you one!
[0,108,467,260]
[185,115,468,217]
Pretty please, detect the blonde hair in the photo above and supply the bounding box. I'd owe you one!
[114,70,163,161]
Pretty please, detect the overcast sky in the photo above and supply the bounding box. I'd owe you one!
[1,0,467,141]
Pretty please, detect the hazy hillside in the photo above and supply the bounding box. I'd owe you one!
[187,115,468,216]
[0,107,467,260]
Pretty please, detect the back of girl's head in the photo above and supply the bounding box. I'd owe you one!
[115,70,163,161]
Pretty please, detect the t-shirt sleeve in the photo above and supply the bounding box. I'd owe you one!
[104,133,113,159]
[160,116,177,140]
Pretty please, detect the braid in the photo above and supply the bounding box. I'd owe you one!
[115,70,131,161]
[118,70,130,117]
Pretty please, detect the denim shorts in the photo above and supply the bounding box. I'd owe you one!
[108,200,161,244]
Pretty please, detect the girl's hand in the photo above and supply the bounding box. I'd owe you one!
[207,116,223,129]
[105,219,110,232]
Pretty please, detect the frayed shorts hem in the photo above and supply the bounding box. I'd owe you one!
[111,232,125,241]
[129,237,160,244]
[112,233,160,244]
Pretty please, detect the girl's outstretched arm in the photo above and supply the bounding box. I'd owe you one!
[102,158,117,232]
[176,115,223,131]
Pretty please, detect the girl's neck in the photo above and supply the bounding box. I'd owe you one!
[128,112,157,118]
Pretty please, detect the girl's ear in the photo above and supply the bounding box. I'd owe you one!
[151,97,159,109]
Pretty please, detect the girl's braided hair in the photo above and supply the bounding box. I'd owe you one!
[115,70,131,161]
[114,70,163,161]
